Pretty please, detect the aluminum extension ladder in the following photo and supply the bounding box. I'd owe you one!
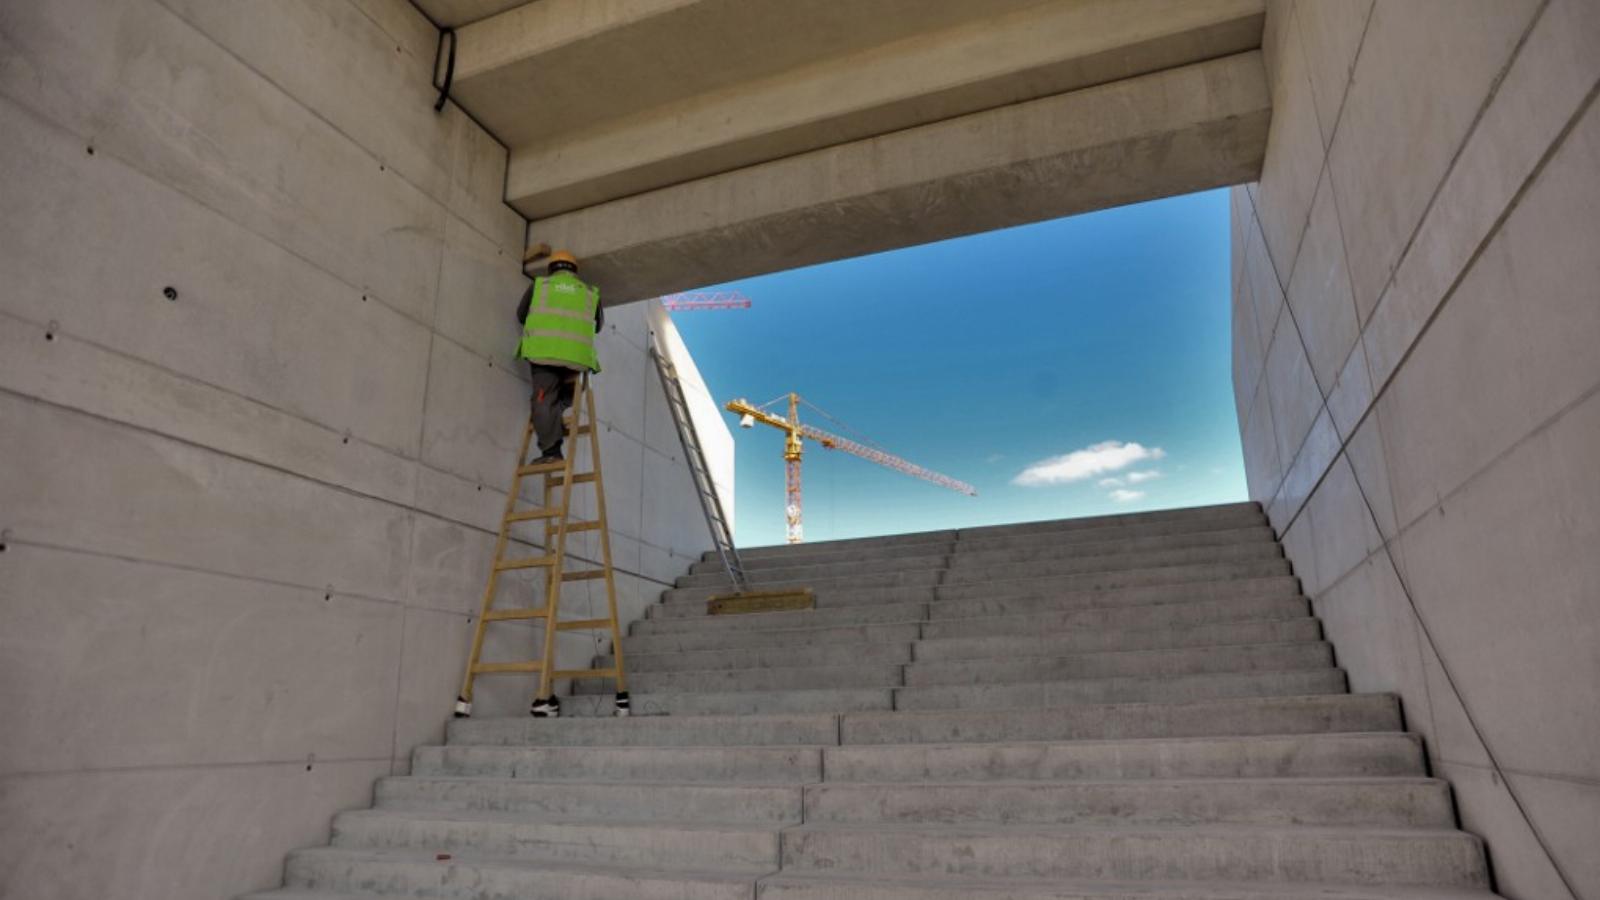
[649,340,747,592]
[454,371,629,718]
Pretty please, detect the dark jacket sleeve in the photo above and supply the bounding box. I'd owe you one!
[515,284,533,324]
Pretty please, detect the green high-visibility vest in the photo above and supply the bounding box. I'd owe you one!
[519,272,600,372]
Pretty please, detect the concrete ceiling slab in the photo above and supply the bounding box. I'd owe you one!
[409,0,527,29]
[500,0,1265,217]
[534,52,1271,305]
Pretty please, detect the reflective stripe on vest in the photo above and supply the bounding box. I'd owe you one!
[519,273,599,372]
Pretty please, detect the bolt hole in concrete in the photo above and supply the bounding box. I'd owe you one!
[84,145,93,155]
[162,286,178,301]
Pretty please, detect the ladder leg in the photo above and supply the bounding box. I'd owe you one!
[533,372,585,708]
[584,376,630,713]
[456,415,537,716]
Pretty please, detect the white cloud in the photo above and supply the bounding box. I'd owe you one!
[1012,441,1166,487]
[1097,477,1125,489]
[1125,470,1162,484]
[1109,489,1146,503]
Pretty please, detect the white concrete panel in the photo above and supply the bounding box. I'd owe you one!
[1311,552,1431,733]
[1436,762,1581,900]
[434,213,532,364]
[1269,404,1337,528]
[1325,340,1373,440]
[0,0,451,324]
[419,335,531,486]
[1286,172,1359,391]
[1241,206,1286,349]
[158,0,460,208]
[1363,0,1600,388]
[1263,315,1322,469]
[1395,389,1600,781]
[1240,371,1284,505]
[0,395,412,601]
[0,543,401,775]
[1499,772,1600,899]
[1378,100,1600,525]
[1251,4,1324,279]
[0,315,417,509]
[0,98,432,456]
[593,326,650,443]
[0,758,387,900]
[1328,0,1542,321]
[1343,413,1398,541]
[1294,0,1373,147]
[1301,456,1384,594]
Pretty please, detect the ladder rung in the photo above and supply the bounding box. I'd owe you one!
[561,569,607,581]
[563,520,602,532]
[484,607,549,621]
[517,461,566,476]
[505,507,560,523]
[552,668,618,680]
[496,555,557,571]
[550,473,597,484]
[472,660,543,675]
[554,618,611,630]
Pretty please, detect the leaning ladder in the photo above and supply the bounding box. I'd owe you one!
[454,372,629,717]
[650,341,746,591]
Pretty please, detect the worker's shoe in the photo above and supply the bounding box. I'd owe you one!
[453,696,472,718]
[530,447,563,465]
[530,695,561,718]
[614,691,631,718]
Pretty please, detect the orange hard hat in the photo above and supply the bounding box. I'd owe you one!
[548,249,578,268]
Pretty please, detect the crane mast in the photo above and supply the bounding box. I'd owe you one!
[726,394,976,544]
[659,291,752,311]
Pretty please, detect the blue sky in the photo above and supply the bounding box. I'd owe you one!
[672,188,1246,547]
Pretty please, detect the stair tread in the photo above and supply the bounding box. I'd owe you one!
[288,843,770,879]
[759,870,1498,898]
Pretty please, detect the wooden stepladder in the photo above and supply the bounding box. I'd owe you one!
[454,372,629,719]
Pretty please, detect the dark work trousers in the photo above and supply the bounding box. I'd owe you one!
[528,363,579,456]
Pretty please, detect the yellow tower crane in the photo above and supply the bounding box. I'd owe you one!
[725,393,976,544]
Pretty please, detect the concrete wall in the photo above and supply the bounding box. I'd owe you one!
[1231,1,1599,898]
[0,1,727,897]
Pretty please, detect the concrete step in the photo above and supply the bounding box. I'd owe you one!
[564,687,893,717]
[731,530,959,562]
[374,776,803,825]
[282,847,759,899]
[778,822,1488,886]
[330,808,780,872]
[839,694,1401,745]
[631,601,928,635]
[894,668,1348,712]
[939,545,1284,586]
[677,551,951,587]
[622,622,921,656]
[822,733,1428,782]
[677,539,1281,590]
[950,515,1271,557]
[698,539,955,572]
[413,743,824,783]
[447,712,839,747]
[948,525,1277,566]
[915,617,1322,661]
[927,563,1295,605]
[756,872,1499,900]
[660,557,1292,606]
[616,639,913,673]
[931,576,1302,615]
[903,642,1334,687]
[800,777,1455,828]
[573,662,903,695]
[650,584,935,618]
[919,596,1311,641]
[951,502,1264,541]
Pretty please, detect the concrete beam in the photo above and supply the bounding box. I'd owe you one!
[534,51,1271,305]
[504,0,1263,217]
[450,0,1050,145]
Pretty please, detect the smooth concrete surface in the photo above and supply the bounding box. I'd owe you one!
[1230,2,1600,898]
[418,0,1268,301]
[532,51,1270,304]
[253,503,1501,899]
[0,1,729,898]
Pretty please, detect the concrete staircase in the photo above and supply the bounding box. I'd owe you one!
[249,501,1499,900]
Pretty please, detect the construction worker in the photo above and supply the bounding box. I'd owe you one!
[516,249,603,466]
